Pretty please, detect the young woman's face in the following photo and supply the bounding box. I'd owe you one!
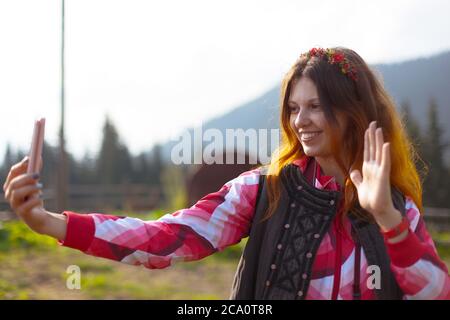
[288,76,347,159]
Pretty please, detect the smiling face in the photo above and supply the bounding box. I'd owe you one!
[288,76,347,160]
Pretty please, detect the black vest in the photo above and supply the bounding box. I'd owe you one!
[230,164,405,300]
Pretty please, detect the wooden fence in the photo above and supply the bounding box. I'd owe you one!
[0,184,162,214]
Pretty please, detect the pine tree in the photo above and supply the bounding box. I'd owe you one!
[133,152,149,184]
[149,144,163,186]
[421,98,449,208]
[97,116,133,184]
[76,151,97,184]
[400,100,423,154]
[400,100,429,187]
[0,144,15,185]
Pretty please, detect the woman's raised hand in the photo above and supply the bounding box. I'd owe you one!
[349,121,396,218]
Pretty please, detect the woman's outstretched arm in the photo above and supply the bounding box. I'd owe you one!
[3,157,260,269]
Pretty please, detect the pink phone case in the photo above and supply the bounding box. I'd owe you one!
[27,118,45,174]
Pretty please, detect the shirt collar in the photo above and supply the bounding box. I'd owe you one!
[292,156,341,191]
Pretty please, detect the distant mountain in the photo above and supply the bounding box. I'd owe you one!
[162,50,450,161]
[376,51,450,131]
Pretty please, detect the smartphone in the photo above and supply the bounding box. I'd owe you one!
[27,118,46,175]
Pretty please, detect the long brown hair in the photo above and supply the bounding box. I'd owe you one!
[262,47,425,222]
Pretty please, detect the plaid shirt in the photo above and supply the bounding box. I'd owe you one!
[61,157,450,300]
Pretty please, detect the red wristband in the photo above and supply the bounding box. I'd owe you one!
[381,216,409,239]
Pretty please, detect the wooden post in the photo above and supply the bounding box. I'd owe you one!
[57,0,68,213]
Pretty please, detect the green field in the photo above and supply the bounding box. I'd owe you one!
[0,213,245,300]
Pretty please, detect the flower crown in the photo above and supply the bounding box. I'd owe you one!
[300,47,358,82]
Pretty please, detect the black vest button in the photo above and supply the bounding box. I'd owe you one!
[277,244,283,250]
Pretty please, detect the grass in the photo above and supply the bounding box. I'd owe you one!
[0,215,242,299]
[0,214,449,300]
[0,244,241,299]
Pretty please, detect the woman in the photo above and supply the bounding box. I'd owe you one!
[3,47,450,300]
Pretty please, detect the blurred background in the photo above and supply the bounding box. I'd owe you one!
[0,0,449,299]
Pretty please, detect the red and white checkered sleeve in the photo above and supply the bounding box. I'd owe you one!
[59,168,261,269]
[386,197,450,299]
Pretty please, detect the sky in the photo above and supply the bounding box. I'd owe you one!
[1,0,450,162]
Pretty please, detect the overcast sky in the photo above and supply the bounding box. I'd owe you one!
[1,0,450,161]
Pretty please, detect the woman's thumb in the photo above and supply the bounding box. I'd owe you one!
[349,169,362,188]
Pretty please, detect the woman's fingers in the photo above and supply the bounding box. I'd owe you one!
[356,122,390,191]
[10,184,42,208]
[3,157,29,192]
[375,127,383,165]
[4,173,40,200]
[364,128,369,162]
[16,195,43,218]
[364,121,385,165]
[368,121,376,161]
[381,142,391,174]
